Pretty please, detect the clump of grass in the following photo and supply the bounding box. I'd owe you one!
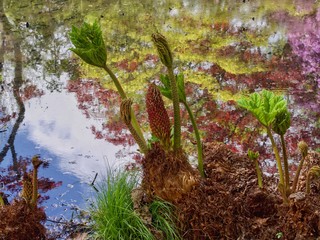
[149,199,182,240]
[90,170,181,239]
[90,170,153,239]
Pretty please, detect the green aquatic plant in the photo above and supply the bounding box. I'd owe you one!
[152,33,181,152]
[69,21,145,150]
[159,73,204,177]
[248,149,263,188]
[292,141,308,192]
[238,90,288,190]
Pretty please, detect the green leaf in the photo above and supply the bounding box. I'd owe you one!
[272,109,291,135]
[247,149,259,160]
[159,73,186,103]
[69,21,107,68]
[237,89,288,128]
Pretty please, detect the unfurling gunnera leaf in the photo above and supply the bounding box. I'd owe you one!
[69,21,107,68]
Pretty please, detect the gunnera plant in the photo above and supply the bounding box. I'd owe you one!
[69,20,146,153]
[238,90,309,201]
[89,170,181,239]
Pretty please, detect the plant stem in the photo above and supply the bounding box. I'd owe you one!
[127,123,148,154]
[306,172,311,194]
[103,64,145,145]
[267,127,285,186]
[168,67,181,151]
[253,159,263,188]
[103,64,127,99]
[280,134,290,192]
[292,155,305,192]
[184,102,204,177]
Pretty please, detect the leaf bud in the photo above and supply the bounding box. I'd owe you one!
[298,141,308,158]
[151,33,173,68]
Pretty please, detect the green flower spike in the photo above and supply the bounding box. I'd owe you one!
[69,21,107,68]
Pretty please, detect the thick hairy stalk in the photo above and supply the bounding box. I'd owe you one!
[168,69,181,151]
[21,173,33,204]
[70,21,145,146]
[102,64,145,145]
[292,141,308,192]
[267,128,284,186]
[103,64,126,99]
[280,134,290,192]
[31,156,43,208]
[121,99,148,154]
[184,103,204,177]
[152,33,181,151]
[306,166,320,194]
[248,150,263,188]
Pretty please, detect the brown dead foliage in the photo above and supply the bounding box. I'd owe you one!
[142,143,199,203]
[174,142,320,240]
[0,200,47,240]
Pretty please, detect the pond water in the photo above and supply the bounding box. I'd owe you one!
[0,0,319,233]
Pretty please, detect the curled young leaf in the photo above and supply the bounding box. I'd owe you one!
[69,21,107,68]
[298,141,308,158]
[151,33,173,69]
[247,149,259,160]
[272,109,291,135]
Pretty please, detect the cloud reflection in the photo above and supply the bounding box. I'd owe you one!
[22,90,133,182]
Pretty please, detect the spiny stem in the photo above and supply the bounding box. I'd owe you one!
[254,160,263,188]
[280,134,290,192]
[31,156,43,208]
[184,102,204,177]
[120,99,148,154]
[168,67,181,151]
[267,127,285,187]
[306,172,312,194]
[292,155,306,192]
[103,64,145,145]
[103,64,127,99]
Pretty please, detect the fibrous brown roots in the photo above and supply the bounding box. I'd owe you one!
[174,142,320,240]
[175,142,281,240]
[0,200,47,240]
[142,143,199,203]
